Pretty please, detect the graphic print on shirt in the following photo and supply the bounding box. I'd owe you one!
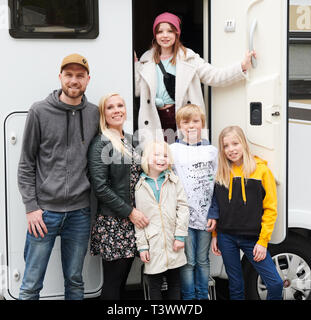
[170,142,218,231]
[182,159,217,229]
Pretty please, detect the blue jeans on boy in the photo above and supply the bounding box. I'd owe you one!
[217,232,283,300]
[19,208,91,300]
[180,227,212,300]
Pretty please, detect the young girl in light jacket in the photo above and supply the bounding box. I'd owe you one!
[135,141,189,300]
[135,12,256,144]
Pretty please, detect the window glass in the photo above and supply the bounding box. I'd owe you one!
[9,0,98,38]
[289,43,311,99]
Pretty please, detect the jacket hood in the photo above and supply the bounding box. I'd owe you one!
[46,89,88,112]
[254,155,267,166]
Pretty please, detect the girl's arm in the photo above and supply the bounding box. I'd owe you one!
[134,189,150,252]
[207,191,220,220]
[195,51,255,87]
[174,178,190,237]
[135,225,149,252]
[257,166,278,248]
[206,190,219,232]
[195,55,245,87]
[134,59,142,97]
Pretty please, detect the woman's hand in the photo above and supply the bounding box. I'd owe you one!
[129,208,149,229]
[253,244,267,262]
[211,236,221,256]
[241,50,257,72]
[173,240,184,252]
[140,251,150,263]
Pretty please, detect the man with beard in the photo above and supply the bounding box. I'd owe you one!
[18,54,99,300]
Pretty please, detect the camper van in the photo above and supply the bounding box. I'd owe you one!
[0,0,310,300]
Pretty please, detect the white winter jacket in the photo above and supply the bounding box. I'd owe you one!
[135,170,189,275]
[135,48,246,143]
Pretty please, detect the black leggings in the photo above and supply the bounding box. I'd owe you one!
[101,257,134,300]
[147,267,181,300]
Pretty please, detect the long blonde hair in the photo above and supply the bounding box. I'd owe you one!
[152,23,186,65]
[216,126,256,188]
[98,93,131,157]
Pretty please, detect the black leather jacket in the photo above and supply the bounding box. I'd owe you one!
[88,132,140,218]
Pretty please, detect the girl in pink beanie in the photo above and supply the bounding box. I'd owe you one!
[135,12,256,145]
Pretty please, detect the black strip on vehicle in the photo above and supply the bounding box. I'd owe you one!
[289,106,311,121]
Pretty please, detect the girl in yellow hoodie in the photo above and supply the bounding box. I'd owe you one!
[209,126,283,300]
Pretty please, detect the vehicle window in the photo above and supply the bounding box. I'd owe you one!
[289,43,311,100]
[289,2,311,101]
[9,0,98,39]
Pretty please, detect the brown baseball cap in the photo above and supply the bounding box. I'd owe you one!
[60,53,90,74]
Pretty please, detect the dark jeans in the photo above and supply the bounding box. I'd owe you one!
[101,257,134,300]
[147,267,181,300]
[217,232,283,300]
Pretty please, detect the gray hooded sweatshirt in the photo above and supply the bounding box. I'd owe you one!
[18,89,99,213]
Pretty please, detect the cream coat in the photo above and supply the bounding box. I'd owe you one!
[135,48,247,144]
[135,171,189,275]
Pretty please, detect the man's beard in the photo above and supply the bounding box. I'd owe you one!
[62,85,85,99]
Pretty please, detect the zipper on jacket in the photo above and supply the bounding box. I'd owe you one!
[158,177,170,268]
[141,177,170,268]
[64,111,75,207]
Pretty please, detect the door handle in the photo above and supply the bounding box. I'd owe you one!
[249,19,257,68]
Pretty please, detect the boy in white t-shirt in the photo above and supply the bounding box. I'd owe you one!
[170,104,218,300]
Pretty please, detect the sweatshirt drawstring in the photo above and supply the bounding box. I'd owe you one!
[228,170,247,205]
[66,110,85,146]
[240,172,247,205]
[79,109,85,143]
[66,111,70,147]
[228,171,233,202]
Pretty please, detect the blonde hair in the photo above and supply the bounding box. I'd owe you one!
[98,93,131,157]
[176,104,206,128]
[216,126,256,188]
[141,141,173,175]
[152,23,186,65]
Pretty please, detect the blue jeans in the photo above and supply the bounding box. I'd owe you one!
[19,208,91,300]
[180,227,211,300]
[217,232,283,300]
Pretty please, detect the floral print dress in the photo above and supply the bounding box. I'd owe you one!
[90,137,141,261]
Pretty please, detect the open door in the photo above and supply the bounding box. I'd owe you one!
[208,0,288,244]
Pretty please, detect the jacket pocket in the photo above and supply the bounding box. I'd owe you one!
[145,226,159,240]
[37,166,66,202]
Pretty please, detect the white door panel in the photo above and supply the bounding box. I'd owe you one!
[209,0,288,243]
[4,113,102,299]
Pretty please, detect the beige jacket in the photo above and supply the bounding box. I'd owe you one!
[135,171,189,275]
[135,48,246,144]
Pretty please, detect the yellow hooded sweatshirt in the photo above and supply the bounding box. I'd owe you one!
[214,156,277,248]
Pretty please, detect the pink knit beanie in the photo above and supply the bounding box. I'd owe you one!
[153,12,181,37]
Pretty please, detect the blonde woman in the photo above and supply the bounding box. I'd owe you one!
[88,93,149,300]
[135,141,189,299]
[209,126,283,300]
